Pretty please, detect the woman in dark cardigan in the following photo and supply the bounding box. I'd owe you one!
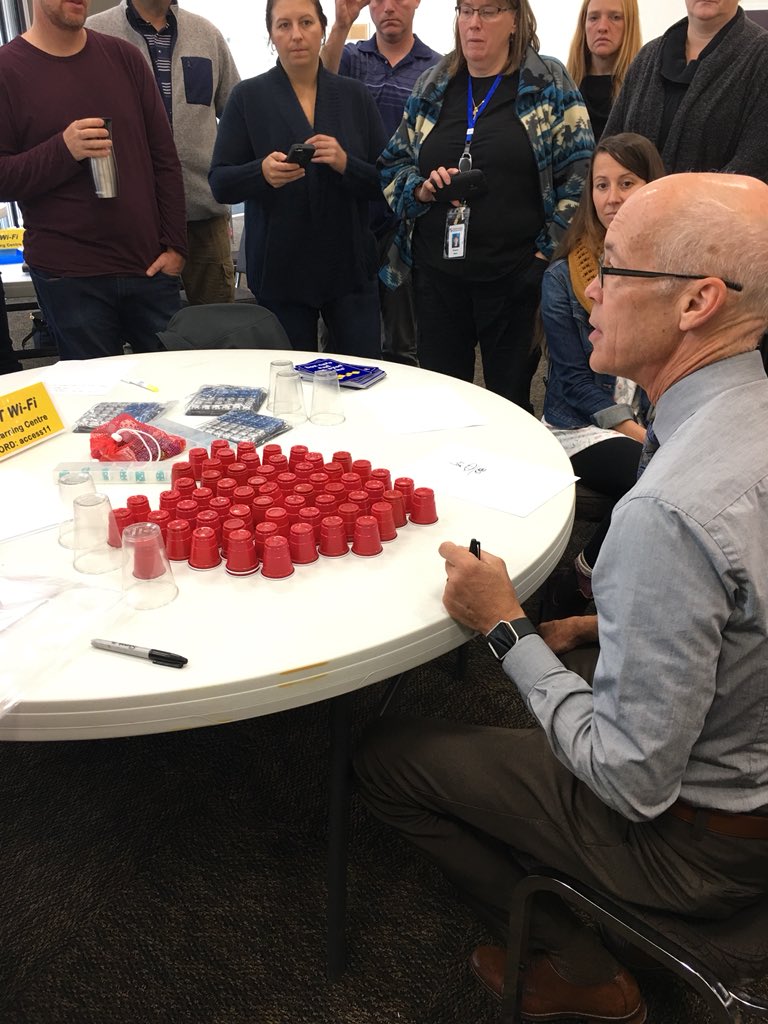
[209,0,386,357]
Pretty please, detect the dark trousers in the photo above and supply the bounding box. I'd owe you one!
[571,437,643,567]
[30,269,180,360]
[413,255,546,412]
[355,715,768,971]
[380,277,418,367]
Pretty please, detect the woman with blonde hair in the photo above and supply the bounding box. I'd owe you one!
[567,0,641,140]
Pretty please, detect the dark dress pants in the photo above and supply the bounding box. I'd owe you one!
[413,254,546,412]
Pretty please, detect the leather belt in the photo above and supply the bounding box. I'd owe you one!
[667,800,768,840]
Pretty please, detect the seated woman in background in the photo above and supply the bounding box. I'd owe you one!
[541,132,665,615]
[209,0,386,358]
[378,0,592,413]
[566,0,641,140]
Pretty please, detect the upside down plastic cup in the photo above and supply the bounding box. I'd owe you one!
[352,514,383,556]
[261,534,294,579]
[266,360,293,412]
[289,444,309,468]
[58,470,96,549]
[371,467,392,491]
[147,508,171,542]
[195,509,221,545]
[73,493,122,574]
[221,517,246,557]
[332,451,352,473]
[237,441,257,460]
[225,528,259,577]
[172,460,194,487]
[371,501,397,541]
[166,518,192,560]
[309,369,345,426]
[189,526,221,570]
[394,477,415,513]
[254,520,278,560]
[319,514,348,557]
[409,486,438,525]
[289,521,318,564]
[383,488,407,528]
[121,522,178,609]
[159,488,181,514]
[271,367,307,425]
[338,501,361,541]
[108,507,133,548]
[298,505,321,544]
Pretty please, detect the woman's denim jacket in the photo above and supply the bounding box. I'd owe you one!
[542,258,647,429]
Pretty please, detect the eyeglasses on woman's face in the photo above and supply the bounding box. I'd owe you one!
[597,259,743,293]
[455,4,513,20]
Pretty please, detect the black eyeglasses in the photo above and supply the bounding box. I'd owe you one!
[598,259,743,292]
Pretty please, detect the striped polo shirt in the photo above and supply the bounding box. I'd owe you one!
[126,0,178,124]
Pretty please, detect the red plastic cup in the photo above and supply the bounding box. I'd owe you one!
[241,452,261,477]
[304,452,324,470]
[254,520,278,560]
[210,440,229,457]
[252,495,275,524]
[332,451,352,473]
[324,461,344,481]
[394,477,415,513]
[159,489,181,514]
[258,481,283,505]
[262,443,282,460]
[232,484,256,506]
[283,493,306,523]
[337,500,361,541]
[246,474,267,491]
[195,508,221,545]
[325,481,347,504]
[174,475,195,498]
[209,496,232,524]
[218,448,236,470]
[147,508,171,542]
[261,534,294,579]
[258,463,277,481]
[228,462,249,485]
[409,486,438,525]
[216,477,237,500]
[364,479,385,502]
[127,494,151,524]
[319,514,349,557]
[371,501,397,541]
[266,453,288,471]
[108,507,133,547]
[171,460,194,487]
[237,441,257,460]
[298,506,321,544]
[293,482,315,504]
[265,505,289,537]
[175,498,199,523]
[225,528,259,576]
[348,489,371,515]
[192,486,214,510]
[221,516,246,556]
[276,471,298,493]
[352,514,383,556]
[309,471,330,491]
[315,493,338,517]
[294,460,314,482]
[128,527,168,579]
[351,459,372,482]
[289,521,318,564]
[200,469,223,491]
[383,488,407,528]
[189,526,221,569]
[288,444,309,469]
[230,503,253,530]
[340,472,362,494]
[371,467,392,491]
[166,518,193,560]
[188,447,208,481]
[202,456,223,474]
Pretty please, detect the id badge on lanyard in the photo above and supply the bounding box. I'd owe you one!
[442,73,501,263]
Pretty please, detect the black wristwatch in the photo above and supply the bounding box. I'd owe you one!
[485,617,537,660]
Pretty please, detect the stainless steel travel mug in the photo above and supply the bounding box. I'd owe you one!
[89,117,119,199]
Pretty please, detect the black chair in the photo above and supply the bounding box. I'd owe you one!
[157,303,289,351]
[501,869,768,1024]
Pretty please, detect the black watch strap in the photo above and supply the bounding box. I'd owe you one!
[485,617,537,660]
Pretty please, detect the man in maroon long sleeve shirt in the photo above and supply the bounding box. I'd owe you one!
[0,0,188,360]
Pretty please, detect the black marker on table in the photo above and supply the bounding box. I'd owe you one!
[469,538,481,559]
[91,639,188,669]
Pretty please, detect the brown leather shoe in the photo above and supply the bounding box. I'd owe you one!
[468,945,647,1023]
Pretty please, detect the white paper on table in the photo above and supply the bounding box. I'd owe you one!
[366,389,487,434]
[42,359,134,395]
[406,444,577,517]
[0,469,61,542]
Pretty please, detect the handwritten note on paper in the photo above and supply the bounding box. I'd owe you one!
[409,445,577,517]
[367,390,487,434]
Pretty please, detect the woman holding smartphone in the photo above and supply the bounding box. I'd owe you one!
[378,0,592,411]
[209,0,386,357]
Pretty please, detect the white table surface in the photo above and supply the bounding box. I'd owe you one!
[0,349,574,741]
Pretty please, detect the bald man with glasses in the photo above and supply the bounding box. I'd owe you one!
[354,173,768,1024]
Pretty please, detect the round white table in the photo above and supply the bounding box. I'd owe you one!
[0,348,573,742]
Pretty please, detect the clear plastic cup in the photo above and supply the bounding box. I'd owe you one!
[72,493,121,574]
[266,359,294,411]
[309,369,345,425]
[271,368,307,426]
[58,470,96,549]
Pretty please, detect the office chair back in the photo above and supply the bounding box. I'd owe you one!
[157,304,289,351]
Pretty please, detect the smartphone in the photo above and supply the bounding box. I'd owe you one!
[433,169,488,202]
[284,143,316,168]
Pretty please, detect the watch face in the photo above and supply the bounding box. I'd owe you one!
[487,621,516,660]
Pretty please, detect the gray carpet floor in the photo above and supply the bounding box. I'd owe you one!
[2,315,764,1023]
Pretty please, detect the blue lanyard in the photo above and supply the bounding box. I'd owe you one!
[465,73,502,148]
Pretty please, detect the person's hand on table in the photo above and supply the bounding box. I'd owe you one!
[439,541,523,634]
[415,167,461,207]
[306,134,347,175]
[146,248,185,277]
[63,118,112,161]
[538,615,598,655]
[262,151,306,188]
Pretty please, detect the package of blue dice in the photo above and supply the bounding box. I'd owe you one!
[184,385,267,416]
[196,409,290,445]
[71,401,172,432]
